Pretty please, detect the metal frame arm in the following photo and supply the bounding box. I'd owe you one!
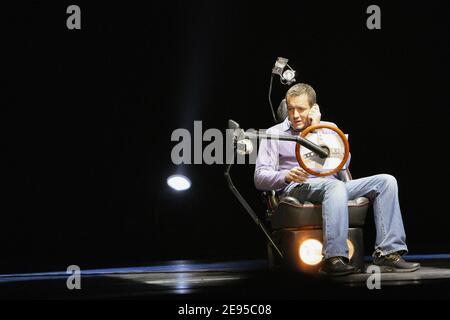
[245,131,329,158]
[224,150,284,259]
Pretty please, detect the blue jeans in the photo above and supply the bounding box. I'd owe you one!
[286,174,408,259]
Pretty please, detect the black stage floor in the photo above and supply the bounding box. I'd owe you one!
[1,259,450,300]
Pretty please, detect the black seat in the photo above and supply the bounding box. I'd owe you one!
[264,169,369,229]
[272,196,369,229]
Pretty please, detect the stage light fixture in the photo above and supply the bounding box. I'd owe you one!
[347,239,355,259]
[272,57,296,85]
[167,174,191,191]
[282,69,296,83]
[298,239,323,266]
[298,238,355,266]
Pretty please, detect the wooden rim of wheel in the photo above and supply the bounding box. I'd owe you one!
[295,124,350,177]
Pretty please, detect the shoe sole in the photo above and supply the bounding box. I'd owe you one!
[319,268,361,277]
[375,265,420,273]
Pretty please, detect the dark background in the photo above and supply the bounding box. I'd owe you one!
[2,1,449,273]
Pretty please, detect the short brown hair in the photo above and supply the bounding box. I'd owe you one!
[285,83,316,106]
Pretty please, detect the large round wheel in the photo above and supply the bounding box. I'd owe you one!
[295,124,350,177]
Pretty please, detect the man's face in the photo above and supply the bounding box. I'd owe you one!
[287,94,312,130]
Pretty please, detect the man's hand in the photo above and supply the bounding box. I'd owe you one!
[308,103,321,126]
[285,167,309,183]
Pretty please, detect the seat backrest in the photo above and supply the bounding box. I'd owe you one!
[337,169,352,182]
[277,99,288,123]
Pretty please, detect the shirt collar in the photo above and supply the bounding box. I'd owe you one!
[282,117,302,134]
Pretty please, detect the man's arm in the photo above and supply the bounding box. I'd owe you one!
[254,136,290,191]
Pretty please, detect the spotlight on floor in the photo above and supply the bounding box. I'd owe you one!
[167,174,191,191]
[298,238,355,267]
[298,239,323,266]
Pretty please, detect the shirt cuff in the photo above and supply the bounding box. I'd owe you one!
[276,169,290,189]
